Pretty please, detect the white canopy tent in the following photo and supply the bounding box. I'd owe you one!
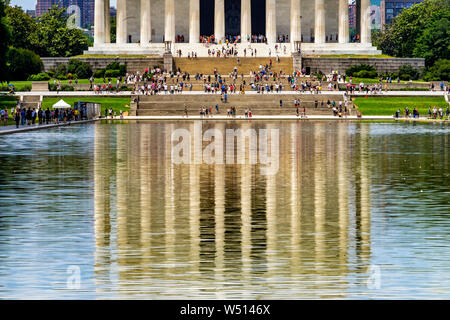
[52,99,71,109]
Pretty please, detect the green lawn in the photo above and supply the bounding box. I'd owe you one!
[42,97,131,114]
[0,96,19,125]
[73,54,154,58]
[0,95,19,109]
[353,97,448,116]
[309,54,394,58]
[3,78,121,90]
[350,77,429,84]
[49,78,120,85]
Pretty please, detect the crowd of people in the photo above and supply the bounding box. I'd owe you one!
[5,106,82,128]
[393,106,450,120]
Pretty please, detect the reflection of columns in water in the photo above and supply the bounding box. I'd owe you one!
[313,123,325,273]
[189,122,201,277]
[165,124,176,272]
[94,124,112,291]
[241,123,252,279]
[337,123,349,271]
[116,124,128,264]
[290,122,301,276]
[140,125,152,271]
[265,123,277,277]
[214,123,226,299]
[360,125,371,263]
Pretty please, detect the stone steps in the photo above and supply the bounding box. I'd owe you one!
[135,92,350,116]
[136,108,336,116]
[173,57,293,75]
[138,101,345,108]
[136,94,344,102]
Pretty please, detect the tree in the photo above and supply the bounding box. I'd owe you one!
[6,47,42,80]
[413,12,450,67]
[373,0,450,66]
[67,59,93,78]
[28,5,89,57]
[423,59,450,81]
[0,0,11,82]
[110,16,116,43]
[5,5,36,50]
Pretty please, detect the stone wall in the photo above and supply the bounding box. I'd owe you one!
[41,57,165,73]
[302,57,426,74]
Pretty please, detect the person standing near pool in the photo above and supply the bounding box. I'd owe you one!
[45,108,50,124]
[14,108,20,128]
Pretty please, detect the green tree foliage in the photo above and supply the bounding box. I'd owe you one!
[0,0,11,83]
[5,5,36,51]
[6,47,43,80]
[28,5,89,57]
[413,12,450,67]
[110,16,116,43]
[423,59,450,81]
[345,64,377,77]
[373,0,450,67]
[398,64,421,80]
[67,59,93,78]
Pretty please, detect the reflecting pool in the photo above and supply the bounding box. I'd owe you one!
[0,121,449,299]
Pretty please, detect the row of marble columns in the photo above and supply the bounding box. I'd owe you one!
[94,0,372,45]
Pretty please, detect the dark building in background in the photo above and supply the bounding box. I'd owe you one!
[26,9,36,17]
[35,0,95,28]
[349,3,357,29]
[381,0,423,25]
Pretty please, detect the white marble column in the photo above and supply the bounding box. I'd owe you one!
[214,0,225,43]
[290,0,301,43]
[140,0,152,44]
[241,0,251,43]
[116,0,127,44]
[266,0,276,44]
[338,0,349,44]
[104,0,110,43]
[189,0,200,43]
[361,0,371,44]
[165,0,175,43]
[94,0,105,44]
[314,0,325,44]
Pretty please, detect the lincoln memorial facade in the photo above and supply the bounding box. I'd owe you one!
[87,0,381,56]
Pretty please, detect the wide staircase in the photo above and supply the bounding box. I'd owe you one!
[173,57,293,75]
[141,75,320,92]
[135,93,349,116]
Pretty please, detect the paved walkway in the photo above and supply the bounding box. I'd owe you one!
[0,120,97,136]
[1,90,447,98]
[120,115,416,121]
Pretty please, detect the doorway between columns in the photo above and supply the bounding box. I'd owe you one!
[199,0,267,43]
[200,0,214,36]
[225,0,241,37]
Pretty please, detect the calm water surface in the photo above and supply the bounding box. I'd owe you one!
[0,121,449,299]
